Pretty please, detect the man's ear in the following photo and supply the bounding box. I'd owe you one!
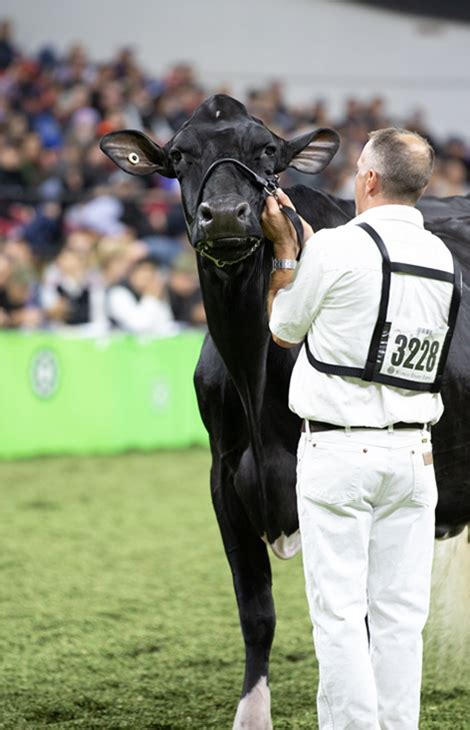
[100,130,175,177]
[279,128,340,174]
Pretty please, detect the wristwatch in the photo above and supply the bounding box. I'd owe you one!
[272,258,297,273]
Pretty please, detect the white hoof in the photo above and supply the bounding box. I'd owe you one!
[232,676,273,730]
[261,530,302,560]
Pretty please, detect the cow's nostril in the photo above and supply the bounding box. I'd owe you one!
[200,203,213,222]
[237,203,249,220]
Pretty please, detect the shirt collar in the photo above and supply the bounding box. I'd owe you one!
[351,204,424,229]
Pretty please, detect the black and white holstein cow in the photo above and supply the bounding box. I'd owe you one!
[101,95,470,729]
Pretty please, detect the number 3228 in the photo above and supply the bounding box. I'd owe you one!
[391,334,440,372]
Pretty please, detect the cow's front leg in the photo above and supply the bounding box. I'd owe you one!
[211,461,275,730]
[229,539,274,730]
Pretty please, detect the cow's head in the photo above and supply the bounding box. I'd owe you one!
[100,94,339,266]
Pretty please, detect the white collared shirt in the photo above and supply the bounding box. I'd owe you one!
[269,204,454,427]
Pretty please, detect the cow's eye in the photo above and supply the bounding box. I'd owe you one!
[170,149,183,163]
[264,145,276,157]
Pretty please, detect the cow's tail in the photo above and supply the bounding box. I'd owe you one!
[423,528,470,690]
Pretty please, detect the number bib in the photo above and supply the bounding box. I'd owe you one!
[379,321,449,385]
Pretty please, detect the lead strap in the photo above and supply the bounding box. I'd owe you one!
[279,205,305,254]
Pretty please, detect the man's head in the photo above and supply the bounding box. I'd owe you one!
[355,128,434,214]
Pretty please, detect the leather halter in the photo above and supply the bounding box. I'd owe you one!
[183,157,304,268]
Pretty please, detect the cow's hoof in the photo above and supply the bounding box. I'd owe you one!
[232,676,272,730]
[269,530,301,560]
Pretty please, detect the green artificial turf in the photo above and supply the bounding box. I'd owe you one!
[0,450,468,729]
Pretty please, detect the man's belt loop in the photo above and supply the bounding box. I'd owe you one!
[304,418,312,443]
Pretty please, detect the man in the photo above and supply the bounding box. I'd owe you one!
[261,129,460,729]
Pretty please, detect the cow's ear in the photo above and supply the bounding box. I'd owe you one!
[281,128,340,174]
[100,130,175,177]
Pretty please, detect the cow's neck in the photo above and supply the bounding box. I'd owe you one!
[197,248,271,414]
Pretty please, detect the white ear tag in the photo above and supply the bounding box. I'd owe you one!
[128,152,140,165]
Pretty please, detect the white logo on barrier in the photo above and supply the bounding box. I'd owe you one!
[151,378,170,410]
[30,349,60,399]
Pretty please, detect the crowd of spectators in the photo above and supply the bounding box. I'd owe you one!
[0,19,469,333]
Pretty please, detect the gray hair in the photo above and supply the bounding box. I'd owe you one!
[362,128,434,202]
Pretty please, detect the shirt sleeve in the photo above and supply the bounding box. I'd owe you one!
[269,232,332,344]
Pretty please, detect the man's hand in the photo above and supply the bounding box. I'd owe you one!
[261,189,314,259]
[264,189,315,338]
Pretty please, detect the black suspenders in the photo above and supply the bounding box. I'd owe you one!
[305,222,462,393]
[359,223,392,381]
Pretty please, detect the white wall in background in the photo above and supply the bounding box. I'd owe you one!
[2,0,470,139]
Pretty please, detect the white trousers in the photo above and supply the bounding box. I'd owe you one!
[296,426,437,730]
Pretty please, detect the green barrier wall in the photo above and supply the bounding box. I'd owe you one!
[0,331,208,459]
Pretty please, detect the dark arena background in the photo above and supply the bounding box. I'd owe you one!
[0,1,469,727]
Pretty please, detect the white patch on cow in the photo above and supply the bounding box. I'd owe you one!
[261,531,301,560]
[233,676,272,730]
[424,528,470,690]
[215,109,221,118]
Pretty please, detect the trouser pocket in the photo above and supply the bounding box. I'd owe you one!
[298,440,363,505]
